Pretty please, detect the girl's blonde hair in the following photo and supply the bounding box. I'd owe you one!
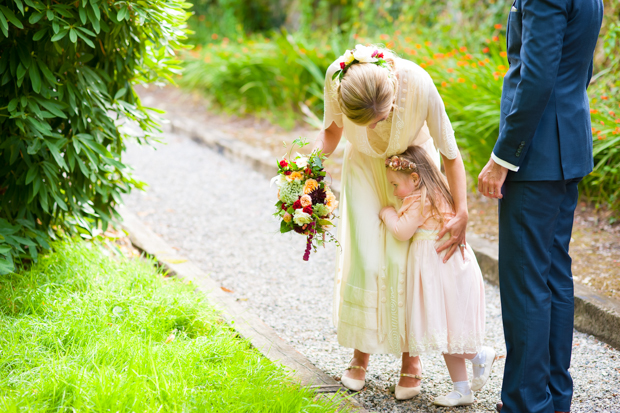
[390,145,455,225]
[337,48,397,126]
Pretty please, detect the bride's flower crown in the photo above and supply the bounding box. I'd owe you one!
[385,155,417,172]
[332,44,392,82]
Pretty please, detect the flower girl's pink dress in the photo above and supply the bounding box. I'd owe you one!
[380,192,485,355]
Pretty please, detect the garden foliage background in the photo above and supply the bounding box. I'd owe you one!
[181,0,620,214]
[0,0,190,273]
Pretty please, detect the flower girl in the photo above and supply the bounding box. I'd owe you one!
[379,145,496,407]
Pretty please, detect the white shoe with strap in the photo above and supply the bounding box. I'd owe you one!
[341,364,366,392]
[394,372,422,400]
[433,391,475,407]
[471,346,497,391]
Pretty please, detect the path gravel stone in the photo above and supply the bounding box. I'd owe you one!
[122,131,620,413]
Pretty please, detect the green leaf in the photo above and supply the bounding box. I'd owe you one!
[7,98,17,112]
[76,30,95,48]
[280,220,293,233]
[16,62,26,80]
[25,165,39,185]
[114,87,127,100]
[32,28,47,41]
[30,63,42,93]
[117,6,127,21]
[37,61,56,85]
[46,9,53,21]
[0,12,8,37]
[29,11,44,24]
[79,7,87,24]
[90,1,100,20]
[14,0,24,14]
[77,26,95,37]
[50,30,68,42]
[0,6,24,29]
[69,28,77,43]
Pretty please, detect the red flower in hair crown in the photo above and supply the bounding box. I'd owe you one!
[385,155,417,172]
[333,44,390,81]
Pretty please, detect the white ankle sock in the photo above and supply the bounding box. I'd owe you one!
[447,380,471,398]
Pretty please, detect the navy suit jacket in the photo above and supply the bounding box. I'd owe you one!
[495,0,603,181]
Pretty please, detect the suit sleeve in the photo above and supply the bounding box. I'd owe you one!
[586,59,594,90]
[492,0,569,166]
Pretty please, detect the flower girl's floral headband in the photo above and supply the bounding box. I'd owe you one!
[385,155,417,172]
[332,44,392,81]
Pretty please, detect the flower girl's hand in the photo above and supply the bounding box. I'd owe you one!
[379,206,394,221]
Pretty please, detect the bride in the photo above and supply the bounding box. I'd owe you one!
[313,45,470,397]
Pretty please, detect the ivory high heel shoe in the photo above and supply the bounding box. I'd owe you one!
[341,364,366,392]
[394,372,422,400]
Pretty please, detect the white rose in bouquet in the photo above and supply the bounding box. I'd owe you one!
[293,210,313,226]
[353,44,378,63]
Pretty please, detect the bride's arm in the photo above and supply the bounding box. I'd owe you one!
[436,152,469,262]
[313,122,343,157]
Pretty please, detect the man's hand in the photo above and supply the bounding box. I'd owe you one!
[478,157,509,199]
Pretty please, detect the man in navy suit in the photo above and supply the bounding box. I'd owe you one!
[477,0,603,412]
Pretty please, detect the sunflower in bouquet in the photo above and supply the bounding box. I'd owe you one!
[273,138,339,261]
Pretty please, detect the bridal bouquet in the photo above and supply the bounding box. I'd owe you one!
[272,138,339,261]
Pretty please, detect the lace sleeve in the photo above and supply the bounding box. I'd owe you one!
[426,79,458,160]
[323,61,344,130]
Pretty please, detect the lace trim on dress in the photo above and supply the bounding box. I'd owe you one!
[440,112,458,160]
[407,329,483,356]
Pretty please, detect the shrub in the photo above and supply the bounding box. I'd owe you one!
[0,0,190,274]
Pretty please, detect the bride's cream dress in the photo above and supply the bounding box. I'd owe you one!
[324,57,461,356]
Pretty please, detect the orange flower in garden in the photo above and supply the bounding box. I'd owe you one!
[498,65,507,71]
[478,61,486,66]
[411,50,418,55]
[495,24,503,29]
[380,34,389,40]
[415,43,422,49]
[353,33,359,39]
[204,55,211,63]
[485,58,490,63]
[212,33,218,40]
[457,60,467,66]
[242,47,249,53]
[425,41,432,46]
[500,51,507,57]
[485,38,491,43]
[387,41,394,48]
[483,47,490,53]
[458,77,466,83]
[434,53,445,59]
[598,135,606,140]
[447,68,454,73]
[472,84,478,89]
[609,111,615,116]
[441,81,448,87]
[460,47,467,52]
[493,36,499,42]
[602,95,608,100]
[420,63,427,68]
[601,121,605,125]
[406,37,412,42]
[223,37,229,42]
[395,30,402,35]
[590,109,598,114]
[464,54,472,60]
[471,63,477,68]
[449,77,455,82]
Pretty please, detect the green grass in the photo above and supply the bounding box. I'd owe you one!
[0,240,345,412]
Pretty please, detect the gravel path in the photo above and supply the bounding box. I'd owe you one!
[122,132,620,413]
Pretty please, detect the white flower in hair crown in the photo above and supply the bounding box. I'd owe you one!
[333,44,391,81]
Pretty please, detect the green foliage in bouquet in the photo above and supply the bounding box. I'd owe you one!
[0,0,191,274]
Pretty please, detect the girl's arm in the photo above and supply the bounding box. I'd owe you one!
[380,202,426,242]
[313,121,343,156]
[435,152,469,262]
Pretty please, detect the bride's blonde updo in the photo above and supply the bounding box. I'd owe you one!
[337,48,397,126]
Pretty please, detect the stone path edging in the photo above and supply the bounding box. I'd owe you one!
[167,116,620,350]
[119,207,367,412]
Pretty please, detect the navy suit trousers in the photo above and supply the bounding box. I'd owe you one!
[498,178,580,413]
